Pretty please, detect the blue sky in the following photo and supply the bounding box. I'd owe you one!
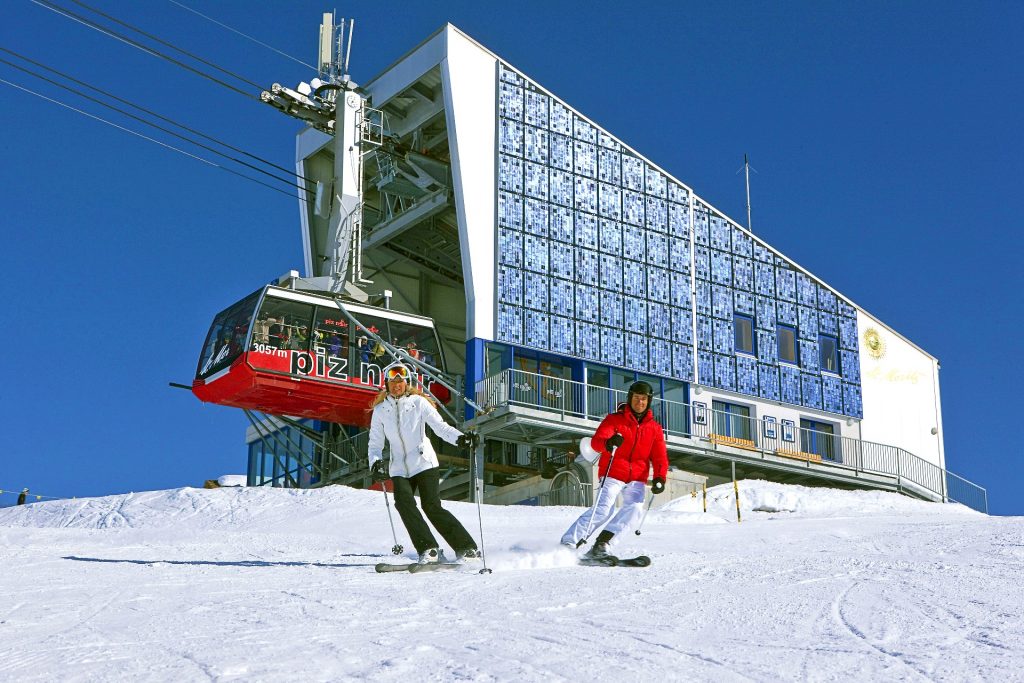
[1,1,1020,515]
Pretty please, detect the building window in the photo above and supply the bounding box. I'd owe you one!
[713,400,752,441]
[819,334,840,374]
[800,419,837,461]
[734,314,754,355]
[777,324,798,364]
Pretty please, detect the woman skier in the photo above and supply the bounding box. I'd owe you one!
[367,363,480,564]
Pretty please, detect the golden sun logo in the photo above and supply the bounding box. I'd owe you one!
[864,328,886,360]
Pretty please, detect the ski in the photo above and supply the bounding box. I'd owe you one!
[578,555,651,568]
[408,562,463,574]
[374,561,465,573]
[375,562,416,573]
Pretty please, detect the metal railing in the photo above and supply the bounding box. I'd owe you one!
[476,368,987,513]
[535,481,593,507]
[946,471,988,513]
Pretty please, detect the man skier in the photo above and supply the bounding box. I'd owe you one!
[367,363,480,564]
[561,380,668,558]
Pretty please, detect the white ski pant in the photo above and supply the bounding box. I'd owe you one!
[560,478,647,547]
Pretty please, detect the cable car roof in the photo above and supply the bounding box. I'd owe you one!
[262,285,436,329]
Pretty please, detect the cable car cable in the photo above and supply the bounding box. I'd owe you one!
[0,57,308,193]
[68,0,267,91]
[167,0,318,72]
[0,47,316,186]
[30,0,261,101]
[0,76,300,199]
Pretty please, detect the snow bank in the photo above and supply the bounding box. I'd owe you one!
[0,479,979,535]
[660,479,983,519]
[0,485,377,532]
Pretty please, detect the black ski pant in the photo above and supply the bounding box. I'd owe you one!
[391,467,476,555]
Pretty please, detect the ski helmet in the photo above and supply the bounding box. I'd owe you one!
[627,381,654,402]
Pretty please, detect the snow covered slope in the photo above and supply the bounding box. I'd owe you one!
[0,482,1019,681]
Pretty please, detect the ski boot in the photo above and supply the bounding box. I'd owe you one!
[455,548,481,561]
[584,530,615,559]
[417,548,442,564]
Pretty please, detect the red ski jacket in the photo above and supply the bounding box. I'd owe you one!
[591,406,669,484]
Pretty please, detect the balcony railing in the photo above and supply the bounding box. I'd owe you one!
[476,368,987,513]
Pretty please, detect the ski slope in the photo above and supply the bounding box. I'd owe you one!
[0,481,1020,682]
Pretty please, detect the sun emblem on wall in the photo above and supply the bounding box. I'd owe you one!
[864,328,886,360]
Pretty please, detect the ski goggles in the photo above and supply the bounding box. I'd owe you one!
[384,364,412,383]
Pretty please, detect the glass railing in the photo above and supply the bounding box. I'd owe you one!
[475,368,988,513]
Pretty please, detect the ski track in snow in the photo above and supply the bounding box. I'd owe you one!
[0,481,1020,682]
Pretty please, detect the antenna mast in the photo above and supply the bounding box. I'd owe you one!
[737,154,756,233]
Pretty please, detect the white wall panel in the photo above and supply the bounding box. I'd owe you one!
[857,311,945,468]
[441,28,497,340]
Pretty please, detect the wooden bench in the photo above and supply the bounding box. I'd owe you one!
[775,448,823,463]
[708,434,759,452]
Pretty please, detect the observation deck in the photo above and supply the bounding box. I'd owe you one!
[467,369,988,513]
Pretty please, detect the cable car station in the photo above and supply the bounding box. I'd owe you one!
[193,18,986,513]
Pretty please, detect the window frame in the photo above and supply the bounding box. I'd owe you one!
[777,323,799,365]
[712,399,753,441]
[800,418,838,460]
[733,313,755,356]
[818,333,840,375]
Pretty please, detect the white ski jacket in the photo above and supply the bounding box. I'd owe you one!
[367,393,463,478]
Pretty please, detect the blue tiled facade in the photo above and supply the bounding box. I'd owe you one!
[494,63,862,418]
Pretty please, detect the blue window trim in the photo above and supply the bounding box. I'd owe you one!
[818,333,840,375]
[777,323,798,365]
[733,313,755,355]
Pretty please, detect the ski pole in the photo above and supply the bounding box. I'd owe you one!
[466,431,492,575]
[634,491,657,536]
[578,444,618,547]
[378,476,404,555]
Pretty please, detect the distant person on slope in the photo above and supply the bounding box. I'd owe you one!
[561,381,668,558]
[367,363,480,565]
[17,488,28,505]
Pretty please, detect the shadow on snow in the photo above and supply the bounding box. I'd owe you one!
[63,555,380,568]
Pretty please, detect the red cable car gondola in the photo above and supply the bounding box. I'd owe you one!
[192,285,450,426]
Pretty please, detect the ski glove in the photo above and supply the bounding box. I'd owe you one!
[370,460,389,483]
[605,433,624,450]
[456,432,478,450]
[651,477,666,495]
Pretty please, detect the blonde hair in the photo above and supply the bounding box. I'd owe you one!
[369,384,438,409]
